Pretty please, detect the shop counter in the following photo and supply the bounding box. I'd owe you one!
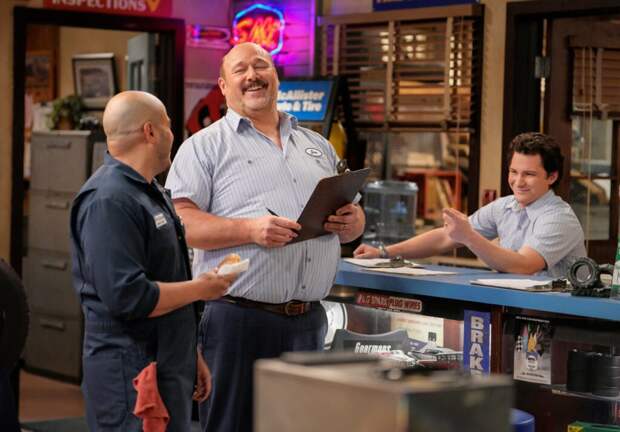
[335,261,620,321]
[331,260,620,430]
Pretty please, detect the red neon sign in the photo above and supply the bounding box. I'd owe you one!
[233,4,285,55]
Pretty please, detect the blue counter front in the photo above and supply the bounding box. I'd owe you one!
[335,260,620,322]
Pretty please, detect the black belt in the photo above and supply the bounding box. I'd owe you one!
[222,295,316,316]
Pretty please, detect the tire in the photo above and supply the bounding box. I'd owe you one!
[0,259,29,369]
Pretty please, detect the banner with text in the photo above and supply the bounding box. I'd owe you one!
[277,80,333,122]
[43,0,172,17]
[373,0,478,11]
[463,309,491,374]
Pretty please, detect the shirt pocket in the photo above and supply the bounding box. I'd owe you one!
[296,153,335,189]
[215,154,280,216]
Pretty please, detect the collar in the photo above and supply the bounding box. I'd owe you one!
[104,152,150,185]
[225,108,298,132]
[504,189,556,218]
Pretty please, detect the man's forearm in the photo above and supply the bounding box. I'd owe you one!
[386,228,459,258]
[149,280,202,317]
[463,232,543,274]
[177,207,253,250]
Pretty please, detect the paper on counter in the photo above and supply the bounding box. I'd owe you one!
[343,258,423,268]
[365,267,456,276]
[218,259,250,276]
[470,278,552,290]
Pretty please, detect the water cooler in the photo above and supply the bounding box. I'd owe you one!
[363,180,418,246]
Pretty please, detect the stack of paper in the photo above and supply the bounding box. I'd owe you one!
[365,267,456,276]
[343,258,422,268]
[470,278,552,291]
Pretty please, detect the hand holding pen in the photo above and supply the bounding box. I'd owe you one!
[248,208,300,248]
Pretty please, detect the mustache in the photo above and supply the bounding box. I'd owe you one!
[242,79,268,93]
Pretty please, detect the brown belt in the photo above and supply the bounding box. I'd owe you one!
[222,295,315,316]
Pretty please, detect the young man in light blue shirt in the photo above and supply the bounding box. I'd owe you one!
[355,132,587,278]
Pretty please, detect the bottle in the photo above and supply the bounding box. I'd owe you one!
[611,238,620,299]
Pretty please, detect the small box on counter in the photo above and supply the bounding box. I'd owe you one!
[568,422,620,432]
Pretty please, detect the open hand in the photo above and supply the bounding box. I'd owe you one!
[442,208,474,245]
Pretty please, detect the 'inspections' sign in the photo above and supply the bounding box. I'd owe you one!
[277,80,333,122]
[44,0,172,17]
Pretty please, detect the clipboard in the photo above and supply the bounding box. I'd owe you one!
[290,168,370,243]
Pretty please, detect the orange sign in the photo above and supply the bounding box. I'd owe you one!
[232,4,284,55]
[43,0,172,17]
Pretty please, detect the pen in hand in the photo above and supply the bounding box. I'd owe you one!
[266,208,301,234]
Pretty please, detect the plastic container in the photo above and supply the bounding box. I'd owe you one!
[511,409,535,432]
[362,180,418,246]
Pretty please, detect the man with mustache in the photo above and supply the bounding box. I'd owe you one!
[70,91,235,431]
[355,132,586,278]
[165,43,365,431]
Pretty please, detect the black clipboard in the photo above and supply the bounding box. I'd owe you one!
[290,168,370,243]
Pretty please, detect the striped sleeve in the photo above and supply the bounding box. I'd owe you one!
[165,134,214,211]
[469,199,501,240]
[524,208,585,270]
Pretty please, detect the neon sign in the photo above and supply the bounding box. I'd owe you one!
[232,4,285,55]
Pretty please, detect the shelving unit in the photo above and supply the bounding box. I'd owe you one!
[397,168,462,219]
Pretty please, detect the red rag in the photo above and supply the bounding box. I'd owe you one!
[133,362,169,432]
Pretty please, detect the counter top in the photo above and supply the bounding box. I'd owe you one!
[335,261,620,321]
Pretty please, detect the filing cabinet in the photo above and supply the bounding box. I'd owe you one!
[23,130,102,381]
[29,131,93,193]
[25,311,82,379]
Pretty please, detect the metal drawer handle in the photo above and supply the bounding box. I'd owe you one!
[46,141,72,149]
[41,259,68,271]
[39,318,66,331]
[45,201,70,210]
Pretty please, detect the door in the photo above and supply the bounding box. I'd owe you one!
[546,18,620,264]
[127,33,156,93]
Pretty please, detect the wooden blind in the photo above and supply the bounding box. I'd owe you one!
[320,14,480,128]
[572,45,620,117]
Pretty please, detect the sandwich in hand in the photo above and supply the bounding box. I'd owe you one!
[217,254,250,276]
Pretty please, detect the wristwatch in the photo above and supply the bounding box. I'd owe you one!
[377,242,389,259]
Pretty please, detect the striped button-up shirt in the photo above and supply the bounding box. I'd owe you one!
[165,109,341,302]
[469,190,587,278]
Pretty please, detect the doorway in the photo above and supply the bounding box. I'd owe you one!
[545,17,620,263]
[503,0,620,264]
[11,6,185,274]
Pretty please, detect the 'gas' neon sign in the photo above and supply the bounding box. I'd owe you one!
[232,4,285,55]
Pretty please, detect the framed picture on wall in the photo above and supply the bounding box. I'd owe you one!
[72,53,118,109]
[26,50,55,103]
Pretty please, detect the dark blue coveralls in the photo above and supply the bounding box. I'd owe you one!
[70,154,196,431]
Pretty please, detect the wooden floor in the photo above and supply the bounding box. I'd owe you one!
[19,371,85,422]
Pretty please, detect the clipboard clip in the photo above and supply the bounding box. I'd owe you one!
[372,256,417,268]
[336,159,349,175]
[531,278,570,292]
